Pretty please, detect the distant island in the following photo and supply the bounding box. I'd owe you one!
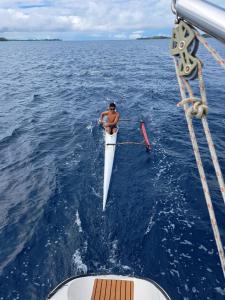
[0,34,212,42]
[137,36,170,40]
[137,33,212,40]
[0,37,62,41]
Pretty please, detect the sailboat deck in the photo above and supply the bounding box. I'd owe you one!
[91,279,134,300]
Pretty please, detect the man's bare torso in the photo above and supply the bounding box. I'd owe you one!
[107,111,119,123]
[100,106,120,134]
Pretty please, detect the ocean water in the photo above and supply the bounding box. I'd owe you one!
[0,39,225,300]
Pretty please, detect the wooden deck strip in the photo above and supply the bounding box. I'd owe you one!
[126,281,131,300]
[121,280,126,300]
[115,280,121,300]
[94,279,102,300]
[92,279,134,300]
[104,280,111,300]
[110,279,116,300]
[100,279,107,300]
[130,281,134,300]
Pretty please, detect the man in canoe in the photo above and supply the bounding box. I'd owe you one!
[99,103,120,134]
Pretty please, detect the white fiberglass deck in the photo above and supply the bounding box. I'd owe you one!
[47,274,170,300]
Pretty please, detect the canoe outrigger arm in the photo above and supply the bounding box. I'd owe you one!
[107,141,145,146]
[172,0,225,44]
[106,121,151,151]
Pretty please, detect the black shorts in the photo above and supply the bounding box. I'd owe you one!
[108,124,117,134]
[109,125,117,129]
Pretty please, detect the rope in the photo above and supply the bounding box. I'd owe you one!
[195,32,225,70]
[174,56,225,277]
[190,40,225,207]
[196,37,225,206]
[178,97,208,119]
[180,66,225,206]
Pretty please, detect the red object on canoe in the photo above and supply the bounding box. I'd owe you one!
[140,121,151,151]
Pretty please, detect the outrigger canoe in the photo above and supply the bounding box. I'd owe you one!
[103,130,118,211]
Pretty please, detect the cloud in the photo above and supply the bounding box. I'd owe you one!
[1,0,224,39]
[0,0,173,35]
[129,30,144,40]
[113,33,128,40]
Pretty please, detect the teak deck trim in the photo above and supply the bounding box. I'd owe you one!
[91,279,134,300]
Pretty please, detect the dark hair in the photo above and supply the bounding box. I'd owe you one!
[109,102,116,108]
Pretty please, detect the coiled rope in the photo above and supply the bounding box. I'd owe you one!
[174,34,225,277]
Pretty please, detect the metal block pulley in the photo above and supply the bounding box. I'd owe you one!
[171,21,200,80]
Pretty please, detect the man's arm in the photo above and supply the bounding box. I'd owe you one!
[100,111,108,123]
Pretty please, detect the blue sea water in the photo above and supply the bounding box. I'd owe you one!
[0,39,225,300]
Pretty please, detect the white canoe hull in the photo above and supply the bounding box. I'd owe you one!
[103,130,118,211]
[47,274,171,300]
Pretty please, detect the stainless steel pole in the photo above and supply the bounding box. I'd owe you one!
[172,0,225,43]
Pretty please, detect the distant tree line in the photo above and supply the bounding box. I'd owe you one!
[0,37,61,41]
[136,33,212,40]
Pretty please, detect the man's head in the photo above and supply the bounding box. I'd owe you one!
[109,103,116,111]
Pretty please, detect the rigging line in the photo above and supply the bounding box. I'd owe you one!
[195,32,225,70]
[183,65,225,207]
[174,57,225,277]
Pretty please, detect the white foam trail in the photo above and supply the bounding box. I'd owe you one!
[72,249,88,274]
[86,123,94,133]
[91,187,101,198]
[145,214,155,235]
[109,240,118,264]
[74,210,82,233]
[198,244,207,252]
[215,287,225,296]
[108,240,131,272]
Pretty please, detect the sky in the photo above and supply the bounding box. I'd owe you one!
[0,0,225,40]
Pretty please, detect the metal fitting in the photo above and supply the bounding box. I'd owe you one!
[171,0,177,14]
